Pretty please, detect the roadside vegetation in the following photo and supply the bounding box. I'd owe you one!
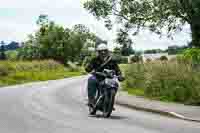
[122,48,200,105]
[0,60,83,87]
[0,15,97,87]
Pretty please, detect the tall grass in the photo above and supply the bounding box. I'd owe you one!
[0,60,82,87]
[124,61,200,105]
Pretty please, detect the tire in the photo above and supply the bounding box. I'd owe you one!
[103,89,116,118]
[89,106,96,115]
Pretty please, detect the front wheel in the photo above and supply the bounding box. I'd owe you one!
[89,106,96,115]
[103,89,116,118]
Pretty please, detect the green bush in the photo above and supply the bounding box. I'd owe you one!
[124,63,146,90]
[120,56,128,64]
[82,56,93,66]
[0,61,15,76]
[146,58,152,62]
[82,52,96,66]
[112,54,122,64]
[124,62,200,105]
[182,48,200,63]
[160,56,168,61]
[6,50,18,61]
[130,55,143,63]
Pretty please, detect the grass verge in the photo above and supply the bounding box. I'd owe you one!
[0,60,83,87]
[120,62,200,105]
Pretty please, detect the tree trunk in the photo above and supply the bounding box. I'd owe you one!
[190,14,200,48]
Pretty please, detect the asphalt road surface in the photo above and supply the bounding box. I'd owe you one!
[0,76,199,133]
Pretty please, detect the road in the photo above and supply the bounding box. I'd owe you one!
[0,76,199,133]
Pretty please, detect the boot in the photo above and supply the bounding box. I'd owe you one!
[88,97,95,107]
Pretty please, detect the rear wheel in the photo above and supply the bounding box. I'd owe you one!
[103,89,116,118]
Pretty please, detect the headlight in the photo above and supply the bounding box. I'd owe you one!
[105,78,118,87]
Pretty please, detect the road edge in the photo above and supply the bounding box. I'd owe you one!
[116,93,200,123]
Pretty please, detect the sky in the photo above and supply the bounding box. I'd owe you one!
[0,0,191,50]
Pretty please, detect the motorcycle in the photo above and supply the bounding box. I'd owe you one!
[88,69,123,118]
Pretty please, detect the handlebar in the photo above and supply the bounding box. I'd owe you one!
[91,71,107,77]
[91,69,125,81]
[91,71,125,81]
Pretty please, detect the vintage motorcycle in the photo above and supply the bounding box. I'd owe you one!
[88,69,123,118]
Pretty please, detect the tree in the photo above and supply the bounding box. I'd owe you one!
[36,14,50,36]
[160,55,168,61]
[121,41,135,56]
[113,47,121,55]
[73,24,90,34]
[168,45,188,55]
[18,15,97,64]
[36,14,49,26]
[0,44,6,60]
[7,41,20,50]
[144,49,164,54]
[84,0,200,47]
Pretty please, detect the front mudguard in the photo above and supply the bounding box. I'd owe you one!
[102,88,116,117]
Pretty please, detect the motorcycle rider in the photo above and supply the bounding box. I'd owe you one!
[85,43,124,107]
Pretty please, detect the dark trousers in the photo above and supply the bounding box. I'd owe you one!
[87,75,98,100]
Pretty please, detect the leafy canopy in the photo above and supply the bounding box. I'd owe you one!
[84,0,200,47]
[18,15,96,64]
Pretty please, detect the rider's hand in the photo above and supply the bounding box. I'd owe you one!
[118,75,125,82]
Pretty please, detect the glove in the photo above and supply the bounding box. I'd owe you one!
[118,75,125,82]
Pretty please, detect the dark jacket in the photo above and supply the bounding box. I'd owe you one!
[85,56,122,76]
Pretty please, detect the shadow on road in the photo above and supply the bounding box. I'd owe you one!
[89,114,127,120]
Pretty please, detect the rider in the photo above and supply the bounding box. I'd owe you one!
[85,43,124,107]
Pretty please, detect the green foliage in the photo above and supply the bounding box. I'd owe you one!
[130,55,143,63]
[0,60,82,87]
[144,49,165,54]
[84,0,200,47]
[6,50,18,61]
[168,45,188,55]
[124,63,146,90]
[121,43,135,56]
[112,54,121,64]
[182,48,200,64]
[0,62,15,76]
[160,56,168,61]
[0,45,6,60]
[119,56,129,64]
[113,47,121,55]
[176,54,185,63]
[36,14,49,26]
[18,15,96,64]
[82,52,96,67]
[113,54,130,64]
[123,62,200,105]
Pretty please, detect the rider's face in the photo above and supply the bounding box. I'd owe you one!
[98,50,108,59]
